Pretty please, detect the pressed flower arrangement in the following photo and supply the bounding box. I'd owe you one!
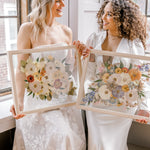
[21,55,77,101]
[82,60,150,109]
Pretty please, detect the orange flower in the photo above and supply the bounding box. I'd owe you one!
[117,102,123,106]
[40,68,46,76]
[27,75,34,82]
[122,85,129,92]
[115,68,122,74]
[128,69,141,81]
[122,67,128,73]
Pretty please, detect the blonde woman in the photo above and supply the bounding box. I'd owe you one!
[74,0,149,150]
[10,0,85,149]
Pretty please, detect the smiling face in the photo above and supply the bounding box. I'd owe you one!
[51,0,65,17]
[102,2,118,34]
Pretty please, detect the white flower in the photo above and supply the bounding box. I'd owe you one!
[119,73,131,86]
[51,70,63,80]
[37,61,45,70]
[45,62,56,75]
[29,81,42,93]
[25,63,37,75]
[98,85,112,100]
[107,73,121,85]
[55,60,65,72]
[125,89,138,102]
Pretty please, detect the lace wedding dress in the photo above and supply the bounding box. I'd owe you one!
[13,43,86,150]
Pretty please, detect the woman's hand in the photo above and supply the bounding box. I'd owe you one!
[73,40,91,58]
[136,110,150,124]
[10,105,25,119]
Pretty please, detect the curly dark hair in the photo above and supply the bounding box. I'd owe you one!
[97,0,147,49]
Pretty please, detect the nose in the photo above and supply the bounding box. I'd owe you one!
[61,0,65,7]
[102,13,106,21]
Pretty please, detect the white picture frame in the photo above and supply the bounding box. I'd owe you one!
[77,49,150,123]
[8,45,82,115]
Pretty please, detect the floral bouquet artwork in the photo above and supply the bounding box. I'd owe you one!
[82,61,150,110]
[21,55,77,101]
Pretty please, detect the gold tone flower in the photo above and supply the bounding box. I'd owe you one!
[102,73,110,82]
[122,85,129,92]
[115,68,122,74]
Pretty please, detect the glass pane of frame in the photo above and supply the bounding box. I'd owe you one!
[0,55,12,90]
[0,0,17,16]
[77,49,150,123]
[148,0,150,15]
[8,45,81,115]
[0,18,17,53]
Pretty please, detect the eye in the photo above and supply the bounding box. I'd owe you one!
[107,13,112,17]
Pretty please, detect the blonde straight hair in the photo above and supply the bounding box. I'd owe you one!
[29,0,55,41]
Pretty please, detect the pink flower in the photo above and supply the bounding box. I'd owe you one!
[54,79,62,89]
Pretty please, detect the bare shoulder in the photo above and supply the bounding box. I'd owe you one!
[59,24,72,44]
[18,22,33,36]
[17,22,33,49]
[61,24,72,36]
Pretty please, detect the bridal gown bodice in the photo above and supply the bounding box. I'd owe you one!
[13,43,86,150]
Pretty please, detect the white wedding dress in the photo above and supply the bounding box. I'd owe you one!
[85,32,148,150]
[13,44,86,150]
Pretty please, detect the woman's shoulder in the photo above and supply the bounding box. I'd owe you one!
[58,23,72,35]
[18,22,33,36]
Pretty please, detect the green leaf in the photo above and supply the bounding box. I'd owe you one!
[142,74,150,78]
[36,57,39,62]
[94,79,102,82]
[104,62,109,68]
[120,61,124,68]
[114,65,117,70]
[24,80,28,82]
[88,87,96,91]
[129,64,132,70]
[65,63,71,66]
[62,57,66,63]
[33,93,35,98]
[28,91,32,96]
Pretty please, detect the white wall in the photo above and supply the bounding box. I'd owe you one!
[69,0,103,43]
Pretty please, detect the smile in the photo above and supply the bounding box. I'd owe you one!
[103,22,109,26]
[56,9,62,12]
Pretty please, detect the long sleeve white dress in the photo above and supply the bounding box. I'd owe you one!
[85,31,147,150]
[13,43,86,150]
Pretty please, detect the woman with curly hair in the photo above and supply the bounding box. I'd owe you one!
[74,0,149,149]
[10,0,86,149]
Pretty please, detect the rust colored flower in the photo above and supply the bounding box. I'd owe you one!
[115,68,122,74]
[27,75,34,82]
[128,69,141,81]
[122,67,128,73]
[122,85,129,92]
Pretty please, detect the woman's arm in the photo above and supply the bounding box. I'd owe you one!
[11,23,32,119]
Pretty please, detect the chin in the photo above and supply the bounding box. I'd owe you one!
[103,26,108,30]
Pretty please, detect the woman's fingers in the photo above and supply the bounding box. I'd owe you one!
[10,105,16,117]
[10,105,25,119]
